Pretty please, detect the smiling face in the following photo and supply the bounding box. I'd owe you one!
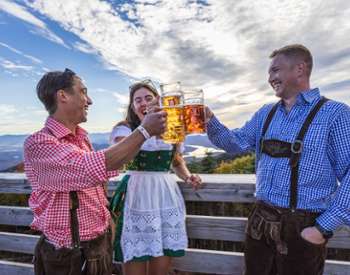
[132,87,156,121]
[63,76,92,124]
[268,54,299,99]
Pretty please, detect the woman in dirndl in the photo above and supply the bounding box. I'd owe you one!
[109,80,201,275]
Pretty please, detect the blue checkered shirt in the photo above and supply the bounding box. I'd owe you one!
[207,88,350,231]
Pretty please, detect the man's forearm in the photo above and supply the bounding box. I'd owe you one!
[105,129,145,171]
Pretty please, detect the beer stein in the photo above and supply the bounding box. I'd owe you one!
[183,89,206,134]
[160,82,185,143]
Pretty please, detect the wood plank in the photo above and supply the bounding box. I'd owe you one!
[0,261,34,275]
[0,236,349,275]
[324,260,350,275]
[0,232,38,254]
[187,215,246,242]
[0,207,349,249]
[173,249,350,275]
[0,173,257,202]
[173,249,244,275]
[186,215,350,249]
[0,206,33,226]
[0,173,257,184]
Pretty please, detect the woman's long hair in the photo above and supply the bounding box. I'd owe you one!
[117,81,159,130]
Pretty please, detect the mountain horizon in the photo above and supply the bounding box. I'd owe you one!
[0,133,228,172]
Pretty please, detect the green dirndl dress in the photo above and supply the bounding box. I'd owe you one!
[110,139,187,263]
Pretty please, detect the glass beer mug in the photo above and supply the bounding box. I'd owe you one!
[183,89,206,134]
[160,82,185,143]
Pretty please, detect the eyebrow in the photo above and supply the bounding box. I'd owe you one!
[134,94,154,100]
[269,66,278,73]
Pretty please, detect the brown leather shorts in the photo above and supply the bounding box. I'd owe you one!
[244,201,326,275]
[33,229,112,275]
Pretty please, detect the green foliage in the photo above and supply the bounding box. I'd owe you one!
[0,194,28,206]
[187,151,256,174]
[199,151,216,173]
[187,151,217,173]
[214,153,255,174]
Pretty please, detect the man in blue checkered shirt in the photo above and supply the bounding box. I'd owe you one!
[205,44,350,275]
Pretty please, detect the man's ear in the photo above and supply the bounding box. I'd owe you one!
[56,89,69,104]
[296,62,306,78]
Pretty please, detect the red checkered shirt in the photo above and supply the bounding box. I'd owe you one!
[24,117,118,248]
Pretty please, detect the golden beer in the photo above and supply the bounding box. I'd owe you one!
[162,106,185,143]
[184,104,206,134]
[183,89,206,134]
[160,83,185,143]
[161,95,182,107]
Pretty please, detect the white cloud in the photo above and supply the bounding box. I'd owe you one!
[0,0,67,47]
[0,41,42,64]
[0,59,33,71]
[74,41,98,54]
[0,105,48,134]
[94,88,129,105]
[112,92,129,105]
[0,104,18,115]
[0,56,50,80]
[24,0,350,127]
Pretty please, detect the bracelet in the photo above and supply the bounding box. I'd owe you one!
[184,175,192,183]
[137,125,151,140]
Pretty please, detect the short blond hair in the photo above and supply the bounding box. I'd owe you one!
[270,44,313,77]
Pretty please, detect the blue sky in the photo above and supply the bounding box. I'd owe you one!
[1,0,350,135]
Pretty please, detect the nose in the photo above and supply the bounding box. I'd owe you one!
[140,99,148,107]
[87,95,93,105]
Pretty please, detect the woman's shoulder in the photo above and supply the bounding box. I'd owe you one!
[114,120,131,129]
[110,121,132,144]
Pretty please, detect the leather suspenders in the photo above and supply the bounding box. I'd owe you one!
[260,97,328,210]
[69,191,80,248]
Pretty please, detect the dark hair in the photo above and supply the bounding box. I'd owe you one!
[36,68,76,115]
[269,44,313,77]
[117,81,158,130]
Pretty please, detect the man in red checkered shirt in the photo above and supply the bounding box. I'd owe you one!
[24,69,166,275]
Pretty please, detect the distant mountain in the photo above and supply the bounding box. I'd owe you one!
[184,134,218,148]
[0,134,28,150]
[0,133,233,172]
[0,150,23,172]
[2,162,24,173]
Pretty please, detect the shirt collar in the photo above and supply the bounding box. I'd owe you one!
[45,117,88,139]
[297,88,320,104]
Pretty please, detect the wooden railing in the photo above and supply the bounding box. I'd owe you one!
[0,173,350,275]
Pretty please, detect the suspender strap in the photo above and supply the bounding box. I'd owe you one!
[69,191,80,248]
[289,96,328,209]
[259,102,279,159]
[262,102,280,137]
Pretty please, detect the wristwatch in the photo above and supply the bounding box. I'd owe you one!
[315,222,333,239]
